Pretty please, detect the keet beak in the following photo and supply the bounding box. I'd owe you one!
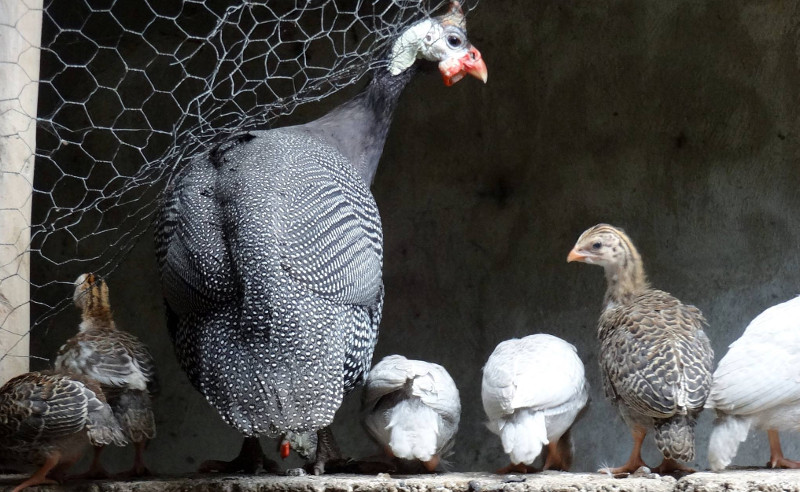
[567,248,587,263]
[440,46,488,86]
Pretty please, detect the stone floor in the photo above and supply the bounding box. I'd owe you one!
[2,469,800,492]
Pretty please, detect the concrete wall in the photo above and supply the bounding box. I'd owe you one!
[31,0,800,475]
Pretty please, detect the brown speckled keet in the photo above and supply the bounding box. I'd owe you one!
[0,371,125,492]
[568,224,714,476]
[55,273,159,477]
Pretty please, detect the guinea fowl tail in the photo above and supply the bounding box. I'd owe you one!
[498,409,548,466]
[654,413,696,461]
[708,413,751,471]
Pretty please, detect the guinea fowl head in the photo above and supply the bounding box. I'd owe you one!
[73,273,115,330]
[567,224,649,306]
[389,1,487,86]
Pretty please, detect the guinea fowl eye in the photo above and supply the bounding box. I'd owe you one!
[446,34,463,49]
[592,242,602,250]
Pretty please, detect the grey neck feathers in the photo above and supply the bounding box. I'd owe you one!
[603,246,649,309]
[311,64,418,186]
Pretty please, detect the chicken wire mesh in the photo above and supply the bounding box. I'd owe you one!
[0,0,476,369]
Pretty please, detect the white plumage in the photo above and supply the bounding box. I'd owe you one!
[708,295,800,470]
[362,355,461,471]
[482,333,588,470]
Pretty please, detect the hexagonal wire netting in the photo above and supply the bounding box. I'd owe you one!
[0,0,474,366]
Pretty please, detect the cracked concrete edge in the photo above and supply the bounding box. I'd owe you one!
[3,470,800,492]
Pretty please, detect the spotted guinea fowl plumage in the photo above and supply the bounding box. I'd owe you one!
[0,371,125,492]
[154,1,486,474]
[482,333,588,473]
[568,223,714,475]
[707,295,800,471]
[362,355,461,472]
[54,273,158,476]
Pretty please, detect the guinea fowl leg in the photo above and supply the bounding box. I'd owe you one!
[767,430,800,469]
[309,427,343,475]
[13,452,60,492]
[598,426,648,477]
[199,437,279,474]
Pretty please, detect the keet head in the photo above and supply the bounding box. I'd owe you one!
[389,1,488,86]
[566,223,632,269]
[73,272,96,308]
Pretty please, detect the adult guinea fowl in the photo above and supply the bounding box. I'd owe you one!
[0,371,125,492]
[362,355,461,472]
[55,273,159,477]
[482,334,588,473]
[707,296,800,470]
[567,224,714,476]
[155,1,487,475]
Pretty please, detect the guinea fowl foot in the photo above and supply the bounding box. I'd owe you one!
[199,437,279,474]
[496,463,539,474]
[652,458,695,475]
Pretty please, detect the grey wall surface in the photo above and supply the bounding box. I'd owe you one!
[32,0,800,476]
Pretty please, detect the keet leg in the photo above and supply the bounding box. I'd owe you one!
[544,440,567,471]
[767,430,800,469]
[495,462,538,474]
[116,440,152,477]
[13,452,60,492]
[652,458,695,475]
[598,426,648,477]
[71,446,109,480]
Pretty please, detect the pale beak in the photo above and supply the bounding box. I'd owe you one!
[439,46,488,86]
[567,248,588,263]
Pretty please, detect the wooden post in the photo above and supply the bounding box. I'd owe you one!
[0,0,43,384]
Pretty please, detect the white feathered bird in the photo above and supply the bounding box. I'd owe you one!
[482,333,588,473]
[362,355,461,471]
[707,295,800,470]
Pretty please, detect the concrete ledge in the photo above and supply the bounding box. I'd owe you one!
[2,470,798,492]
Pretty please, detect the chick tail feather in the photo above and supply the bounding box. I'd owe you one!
[387,400,439,462]
[708,413,751,471]
[497,409,548,466]
[654,413,696,461]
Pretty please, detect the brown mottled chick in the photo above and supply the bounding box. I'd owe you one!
[0,371,126,492]
[55,273,159,477]
[568,224,714,476]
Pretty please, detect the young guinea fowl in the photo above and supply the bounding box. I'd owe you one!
[567,224,714,476]
[707,296,800,471]
[482,334,589,474]
[155,1,486,475]
[54,273,159,477]
[362,355,461,472]
[0,371,125,492]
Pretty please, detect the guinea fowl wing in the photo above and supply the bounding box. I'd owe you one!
[600,290,713,418]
